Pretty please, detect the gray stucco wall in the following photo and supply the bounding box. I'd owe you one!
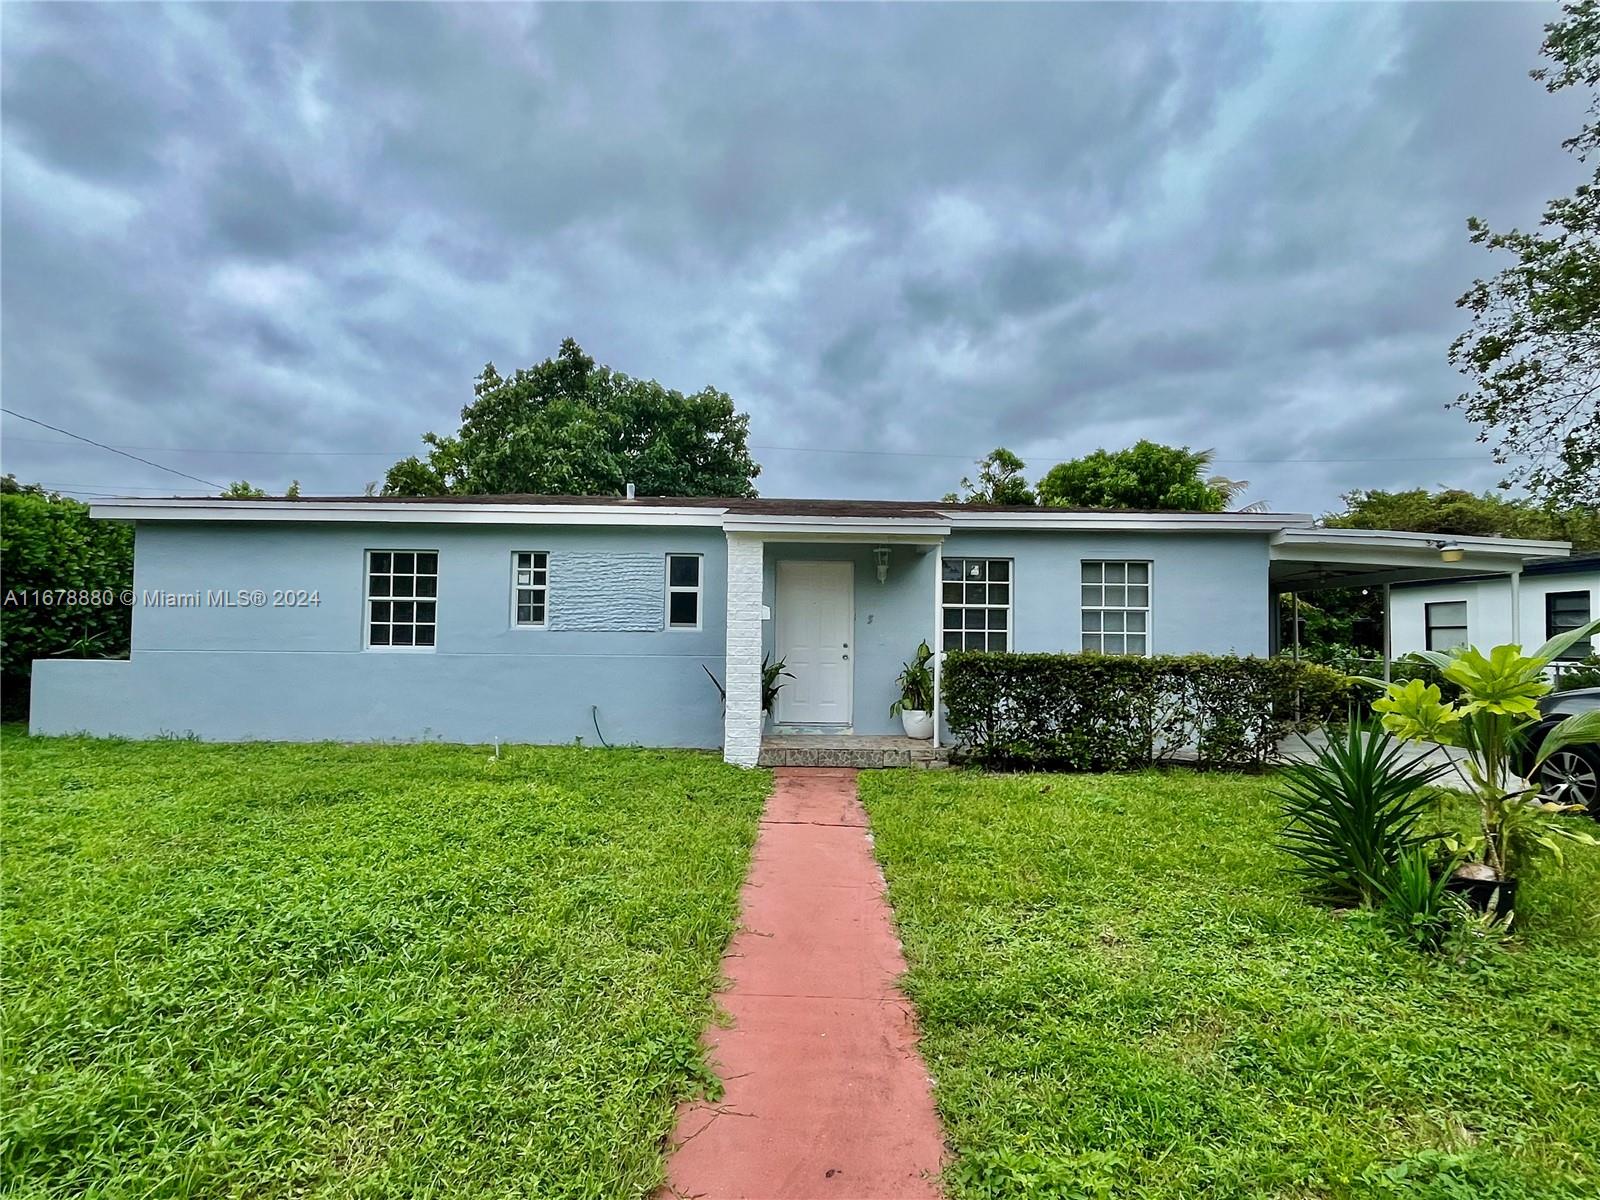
[31,521,729,746]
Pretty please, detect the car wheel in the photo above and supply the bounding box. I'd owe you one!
[1539,745,1600,816]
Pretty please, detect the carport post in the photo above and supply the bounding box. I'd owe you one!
[931,543,942,750]
[1510,569,1523,645]
[1382,582,1392,683]
[1291,593,1300,661]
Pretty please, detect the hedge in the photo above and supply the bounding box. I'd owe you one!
[942,651,1355,771]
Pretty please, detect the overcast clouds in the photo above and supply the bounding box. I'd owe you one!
[1,2,1587,512]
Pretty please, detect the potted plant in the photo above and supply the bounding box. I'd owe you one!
[762,655,792,727]
[890,640,936,739]
[1367,619,1600,918]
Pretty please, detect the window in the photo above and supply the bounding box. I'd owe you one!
[942,558,1011,651]
[1081,561,1150,655]
[512,551,549,627]
[1425,600,1468,652]
[367,550,437,648]
[666,554,702,630]
[1546,590,1592,658]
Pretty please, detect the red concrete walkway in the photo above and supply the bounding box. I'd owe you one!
[661,768,946,1199]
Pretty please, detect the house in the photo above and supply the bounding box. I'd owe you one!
[29,495,1570,765]
[1389,552,1598,662]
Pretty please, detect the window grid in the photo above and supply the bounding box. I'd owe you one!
[366,550,438,649]
[1425,601,1469,652]
[512,551,549,628]
[1546,590,1592,658]
[666,554,702,630]
[1081,561,1151,656]
[942,558,1011,652]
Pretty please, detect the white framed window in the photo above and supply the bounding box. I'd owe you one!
[942,558,1011,651]
[1081,560,1150,655]
[366,550,438,649]
[511,551,549,628]
[666,553,702,630]
[1426,600,1469,652]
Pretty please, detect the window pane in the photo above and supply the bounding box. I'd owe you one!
[392,575,414,598]
[392,552,414,574]
[989,609,1007,630]
[1082,585,1102,607]
[517,570,532,586]
[369,552,391,573]
[988,584,1009,605]
[1126,635,1147,655]
[1428,601,1467,625]
[987,633,1008,651]
[1081,562,1100,583]
[516,553,531,570]
[1104,562,1126,584]
[370,575,391,597]
[415,552,437,574]
[415,626,435,647]
[988,560,1009,582]
[415,575,437,598]
[669,591,699,626]
[1104,585,1126,607]
[942,559,964,581]
[1127,562,1149,584]
[1127,585,1149,608]
[393,601,414,623]
[944,631,963,651]
[529,602,545,624]
[1083,611,1102,632]
[966,561,985,580]
[370,600,391,622]
[517,604,532,624]
[533,553,547,570]
[669,555,700,587]
[415,601,435,623]
[1127,611,1147,632]
[391,624,414,647]
[943,610,962,632]
[1104,611,1125,632]
[1082,633,1100,652]
[369,624,390,646]
[943,582,962,603]
[965,582,986,605]
[1103,634,1125,655]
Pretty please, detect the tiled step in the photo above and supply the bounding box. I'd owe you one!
[756,735,950,769]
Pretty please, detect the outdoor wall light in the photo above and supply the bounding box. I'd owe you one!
[1436,541,1466,563]
[874,545,891,583]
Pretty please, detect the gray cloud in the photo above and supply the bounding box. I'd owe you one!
[0,2,1586,512]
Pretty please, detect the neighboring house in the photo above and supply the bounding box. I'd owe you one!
[1389,552,1599,661]
[29,495,1569,765]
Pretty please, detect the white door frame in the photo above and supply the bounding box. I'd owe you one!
[774,559,854,728]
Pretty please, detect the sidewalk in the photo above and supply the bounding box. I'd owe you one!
[660,768,945,1199]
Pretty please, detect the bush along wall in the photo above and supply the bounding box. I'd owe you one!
[942,651,1354,771]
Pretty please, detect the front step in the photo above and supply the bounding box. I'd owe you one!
[757,734,950,769]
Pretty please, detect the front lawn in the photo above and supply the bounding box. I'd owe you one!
[862,770,1600,1200]
[1,732,768,1197]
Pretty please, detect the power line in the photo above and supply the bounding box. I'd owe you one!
[1,409,226,490]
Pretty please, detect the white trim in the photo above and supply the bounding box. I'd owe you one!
[941,556,1013,653]
[931,543,942,750]
[90,499,730,526]
[947,510,1312,533]
[363,548,439,652]
[1272,528,1569,557]
[723,516,951,539]
[509,550,549,630]
[1079,559,1153,657]
[665,552,704,631]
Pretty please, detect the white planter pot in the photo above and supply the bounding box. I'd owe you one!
[899,709,934,740]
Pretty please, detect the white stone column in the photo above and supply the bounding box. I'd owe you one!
[724,532,765,767]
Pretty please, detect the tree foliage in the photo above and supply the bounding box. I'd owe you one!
[1036,441,1246,511]
[1324,486,1600,549]
[1451,2,1600,505]
[383,339,760,498]
[943,447,1036,505]
[0,478,134,718]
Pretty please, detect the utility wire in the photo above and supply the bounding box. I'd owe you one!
[2,408,226,490]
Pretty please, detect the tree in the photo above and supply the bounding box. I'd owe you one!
[0,482,134,718]
[382,339,760,497]
[1036,441,1247,511]
[219,481,300,498]
[1451,2,1600,506]
[1324,487,1600,549]
[943,447,1036,505]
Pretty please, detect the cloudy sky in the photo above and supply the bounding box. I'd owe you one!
[1,3,1586,513]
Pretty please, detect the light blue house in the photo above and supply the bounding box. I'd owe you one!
[29,495,1567,765]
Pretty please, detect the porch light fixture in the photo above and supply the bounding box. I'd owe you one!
[1436,541,1465,563]
[874,545,891,583]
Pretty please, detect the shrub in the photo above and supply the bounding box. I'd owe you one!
[1377,847,1467,951]
[942,652,1355,771]
[0,484,133,719]
[1276,722,1451,907]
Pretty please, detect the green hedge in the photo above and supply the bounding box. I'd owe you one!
[0,488,133,719]
[942,651,1355,771]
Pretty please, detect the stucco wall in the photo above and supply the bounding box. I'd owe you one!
[32,521,729,746]
[1390,570,1599,657]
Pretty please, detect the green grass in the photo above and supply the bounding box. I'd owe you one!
[1,731,768,1198]
[861,769,1600,1200]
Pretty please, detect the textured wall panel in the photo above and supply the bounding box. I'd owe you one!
[549,551,664,632]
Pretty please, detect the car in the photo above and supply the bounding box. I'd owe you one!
[1519,686,1600,816]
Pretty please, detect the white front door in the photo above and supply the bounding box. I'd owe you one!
[775,560,853,727]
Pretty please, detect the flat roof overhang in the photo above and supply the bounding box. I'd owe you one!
[1270,528,1571,593]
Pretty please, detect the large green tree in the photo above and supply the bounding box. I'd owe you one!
[943,447,1036,505]
[383,339,760,497]
[1036,441,1248,511]
[1324,487,1599,549]
[1451,2,1600,506]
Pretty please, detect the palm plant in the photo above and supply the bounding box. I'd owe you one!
[761,655,792,716]
[890,641,935,717]
[1277,722,1452,907]
[1368,619,1600,881]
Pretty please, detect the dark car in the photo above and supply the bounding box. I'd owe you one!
[1519,687,1600,816]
